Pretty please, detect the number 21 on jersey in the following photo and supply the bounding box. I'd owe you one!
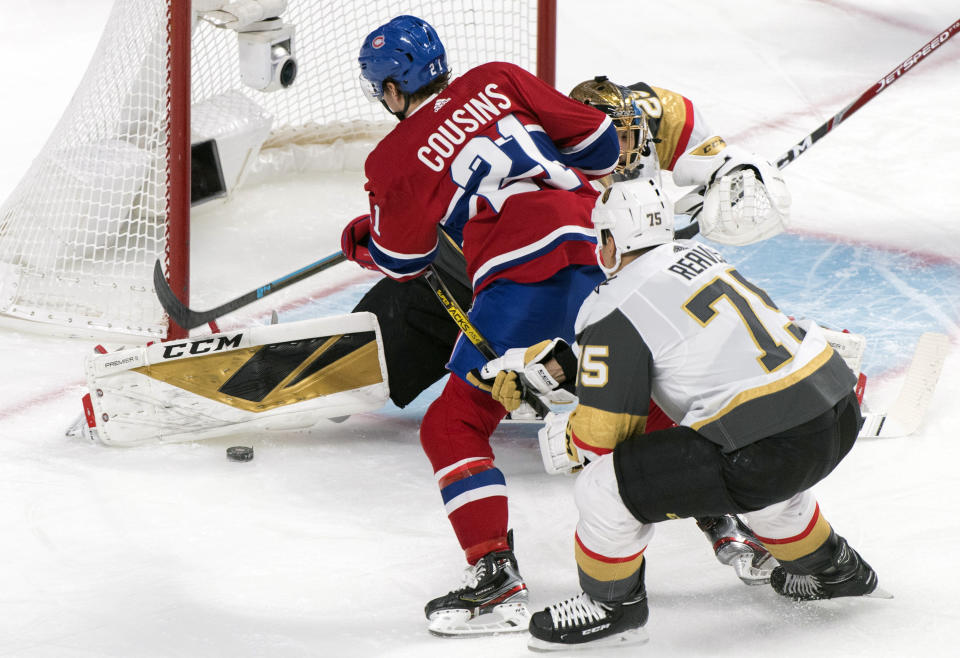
[448,114,581,215]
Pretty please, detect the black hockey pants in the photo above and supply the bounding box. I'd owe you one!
[613,391,862,523]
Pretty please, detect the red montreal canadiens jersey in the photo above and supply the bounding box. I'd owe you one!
[364,62,619,292]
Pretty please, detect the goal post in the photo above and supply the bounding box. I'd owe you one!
[0,0,557,339]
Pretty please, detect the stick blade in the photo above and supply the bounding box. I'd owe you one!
[878,332,949,438]
[152,259,196,330]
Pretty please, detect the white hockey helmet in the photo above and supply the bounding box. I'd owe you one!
[592,177,674,274]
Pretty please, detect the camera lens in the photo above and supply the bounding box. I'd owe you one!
[280,58,297,88]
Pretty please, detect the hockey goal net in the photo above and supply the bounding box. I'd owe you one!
[0,0,554,338]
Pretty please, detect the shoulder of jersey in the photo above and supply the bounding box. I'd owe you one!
[575,272,633,334]
[447,60,517,87]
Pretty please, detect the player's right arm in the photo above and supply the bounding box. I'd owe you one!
[567,306,653,461]
[362,162,439,281]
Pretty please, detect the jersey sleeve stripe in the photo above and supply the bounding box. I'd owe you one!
[667,96,696,170]
[472,226,596,289]
[577,164,617,176]
[559,115,614,154]
[557,117,619,174]
[369,237,438,279]
[569,404,647,455]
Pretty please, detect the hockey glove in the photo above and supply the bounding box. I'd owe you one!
[538,411,583,475]
[340,214,379,272]
[699,167,790,246]
[673,142,790,246]
[481,338,576,412]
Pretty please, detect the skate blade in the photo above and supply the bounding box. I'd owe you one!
[428,602,531,637]
[731,554,776,586]
[866,585,894,600]
[528,627,649,652]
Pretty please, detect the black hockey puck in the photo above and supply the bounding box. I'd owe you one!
[226,446,254,462]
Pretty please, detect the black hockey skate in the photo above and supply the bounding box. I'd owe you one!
[425,546,530,637]
[527,567,649,652]
[696,515,778,585]
[770,535,888,601]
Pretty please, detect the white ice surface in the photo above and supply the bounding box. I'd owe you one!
[1,2,959,656]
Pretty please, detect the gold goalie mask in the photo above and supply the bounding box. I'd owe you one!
[569,76,651,176]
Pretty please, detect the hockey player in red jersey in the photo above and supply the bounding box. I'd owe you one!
[352,15,620,636]
[489,178,884,651]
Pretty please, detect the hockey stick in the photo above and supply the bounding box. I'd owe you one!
[858,332,949,438]
[423,263,552,418]
[675,17,960,239]
[153,251,347,330]
[775,18,960,168]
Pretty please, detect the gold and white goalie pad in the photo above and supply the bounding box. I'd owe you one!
[76,313,389,446]
[674,141,791,246]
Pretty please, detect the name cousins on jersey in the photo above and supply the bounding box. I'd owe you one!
[417,83,513,172]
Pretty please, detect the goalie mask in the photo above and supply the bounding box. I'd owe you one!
[570,76,650,176]
[592,178,674,275]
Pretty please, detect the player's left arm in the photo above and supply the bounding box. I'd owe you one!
[500,63,620,178]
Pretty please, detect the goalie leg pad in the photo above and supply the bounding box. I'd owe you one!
[83,313,390,446]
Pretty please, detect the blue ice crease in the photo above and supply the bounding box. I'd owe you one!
[282,234,960,380]
[720,233,960,376]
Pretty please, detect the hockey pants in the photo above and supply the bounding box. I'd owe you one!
[573,392,861,601]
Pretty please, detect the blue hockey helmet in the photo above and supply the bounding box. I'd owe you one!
[358,15,449,101]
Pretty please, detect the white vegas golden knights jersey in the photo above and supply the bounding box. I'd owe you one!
[569,240,856,454]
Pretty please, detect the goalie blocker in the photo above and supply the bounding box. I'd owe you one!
[76,313,389,446]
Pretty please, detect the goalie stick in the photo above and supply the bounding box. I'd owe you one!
[858,332,949,438]
[153,251,346,330]
[675,17,960,240]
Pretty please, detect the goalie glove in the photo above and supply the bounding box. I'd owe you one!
[673,142,791,246]
[699,167,790,245]
[538,411,583,475]
[480,338,576,412]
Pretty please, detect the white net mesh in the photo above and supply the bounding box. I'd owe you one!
[0,0,540,337]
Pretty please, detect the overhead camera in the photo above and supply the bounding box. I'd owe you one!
[237,17,297,92]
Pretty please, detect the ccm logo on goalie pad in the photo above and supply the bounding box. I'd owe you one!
[161,334,244,359]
